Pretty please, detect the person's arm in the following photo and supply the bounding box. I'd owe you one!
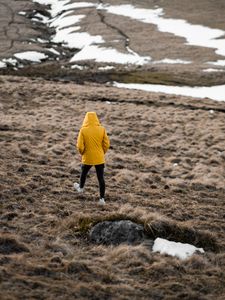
[77,129,85,155]
[102,129,110,154]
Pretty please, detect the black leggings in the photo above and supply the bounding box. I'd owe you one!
[80,164,105,198]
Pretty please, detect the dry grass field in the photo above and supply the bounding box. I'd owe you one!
[0,75,225,299]
[1,0,225,298]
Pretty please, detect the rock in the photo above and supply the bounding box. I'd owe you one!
[89,220,146,245]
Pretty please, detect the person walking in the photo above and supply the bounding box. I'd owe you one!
[74,112,110,205]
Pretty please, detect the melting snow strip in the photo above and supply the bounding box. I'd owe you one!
[113,82,225,102]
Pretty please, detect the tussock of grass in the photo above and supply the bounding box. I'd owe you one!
[103,244,154,267]
[0,235,29,254]
[146,220,219,251]
[62,205,219,252]
[67,261,92,275]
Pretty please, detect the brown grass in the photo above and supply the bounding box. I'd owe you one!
[0,75,225,299]
[0,235,29,254]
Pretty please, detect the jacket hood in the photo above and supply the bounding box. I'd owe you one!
[82,112,101,127]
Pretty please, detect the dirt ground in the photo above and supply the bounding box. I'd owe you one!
[0,75,225,299]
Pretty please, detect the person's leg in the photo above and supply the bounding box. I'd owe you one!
[95,164,105,199]
[80,164,92,188]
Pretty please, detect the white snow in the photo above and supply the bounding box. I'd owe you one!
[208,60,225,66]
[114,82,225,102]
[33,0,95,17]
[58,1,95,12]
[32,13,49,23]
[18,11,26,16]
[98,66,115,70]
[153,237,204,260]
[37,38,49,43]
[54,30,104,49]
[33,2,104,50]
[33,0,55,4]
[203,68,224,73]
[14,51,48,62]
[153,58,191,64]
[48,48,60,55]
[50,12,85,29]
[2,58,17,66]
[101,4,225,57]
[33,0,70,17]
[70,45,151,65]
[0,61,6,68]
[71,64,85,70]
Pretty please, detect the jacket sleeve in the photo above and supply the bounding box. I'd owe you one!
[102,129,110,154]
[77,129,85,155]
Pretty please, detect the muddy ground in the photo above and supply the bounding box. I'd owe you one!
[0,75,225,299]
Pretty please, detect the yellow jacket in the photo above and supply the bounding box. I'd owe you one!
[77,112,110,165]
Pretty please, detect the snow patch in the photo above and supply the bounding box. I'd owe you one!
[98,66,115,70]
[207,60,225,67]
[37,38,49,43]
[18,11,26,16]
[50,12,85,29]
[14,51,48,62]
[2,58,18,66]
[33,0,95,17]
[203,68,224,73]
[71,64,85,70]
[48,48,60,55]
[70,45,151,65]
[114,82,225,102]
[54,31,103,49]
[153,238,204,260]
[153,58,191,64]
[32,13,49,23]
[0,61,6,68]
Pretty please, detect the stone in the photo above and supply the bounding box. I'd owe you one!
[89,220,146,245]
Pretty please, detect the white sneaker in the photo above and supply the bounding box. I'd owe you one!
[99,198,105,205]
[74,182,83,193]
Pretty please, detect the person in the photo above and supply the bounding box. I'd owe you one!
[74,112,110,205]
